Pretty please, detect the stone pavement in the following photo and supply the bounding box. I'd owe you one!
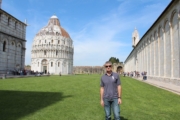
[133,77,180,95]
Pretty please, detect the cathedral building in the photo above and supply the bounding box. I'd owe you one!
[124,0,180,86]
[31,15,74,75]
[0,0,27,74]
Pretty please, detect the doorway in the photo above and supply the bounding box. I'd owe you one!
[43,66,47,74]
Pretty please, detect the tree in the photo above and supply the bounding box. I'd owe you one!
[109,57,120,64]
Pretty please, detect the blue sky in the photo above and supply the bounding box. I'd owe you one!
[2,0,171,66]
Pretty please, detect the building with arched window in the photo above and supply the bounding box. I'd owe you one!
[31,15,74,75]
[124,0,180,86]
[0,1,27,74]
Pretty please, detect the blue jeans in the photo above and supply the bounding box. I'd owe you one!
[103,98,120,120]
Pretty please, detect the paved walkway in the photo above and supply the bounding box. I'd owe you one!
[134,77,180,95]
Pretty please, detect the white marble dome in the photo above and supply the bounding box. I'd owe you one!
[31,15,74,75]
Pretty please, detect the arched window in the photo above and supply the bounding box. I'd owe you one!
[51,40,53,43]
[58,40,60,44]
[51,62,53,67]
[44,51,46,55]
[58,62,60,67]
[38,62,39,67]
[45,40,46,43]
[39,40,41,43]
[8,17,10,26]
[15,21,17,29]
[0,13,2,22]
[56,51,58,56]
[3,41,6,52]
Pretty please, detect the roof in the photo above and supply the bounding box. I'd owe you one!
[36,15,70,38]
[0,8,27,26]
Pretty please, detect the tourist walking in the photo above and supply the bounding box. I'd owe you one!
[100,61,122,120]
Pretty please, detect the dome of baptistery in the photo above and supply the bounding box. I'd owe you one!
[31,15,74,75]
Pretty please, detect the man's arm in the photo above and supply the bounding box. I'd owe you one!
[100,87,104,107]
[117,85,122,104]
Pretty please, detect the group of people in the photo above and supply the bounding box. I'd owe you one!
[123,71,147,80]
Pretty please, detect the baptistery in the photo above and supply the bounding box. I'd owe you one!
[31,15,74,75]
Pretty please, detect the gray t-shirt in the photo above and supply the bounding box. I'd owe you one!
[100,72,121,100]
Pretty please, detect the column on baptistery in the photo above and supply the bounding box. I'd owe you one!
[60,50,62,58]
[58,50,60,58]
[37,50,39,57]
[48,50,50,58]
[164,20,171,78]
[53,50,54,58]
[50,50,52,58]
[41,50,43,57]
[61,50,63,58]
[66,51,67,59]
[65,51,66,58]
[35,50,37,57]
[47,50,49,57]
[49,50,50,58]
[52,50,54,58]
[154,31,159,76]
[39,50,41,57]
[172,12,179,78]
[65,51,67,58]
[63,51,64,58]
[159,27,164,77]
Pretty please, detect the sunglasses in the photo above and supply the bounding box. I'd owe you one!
[105,65,112,68]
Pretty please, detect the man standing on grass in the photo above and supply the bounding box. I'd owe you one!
[100,61,122,120]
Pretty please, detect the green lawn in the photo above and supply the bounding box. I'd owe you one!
[0,75,180,120]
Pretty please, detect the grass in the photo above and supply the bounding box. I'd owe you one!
[0,75,180,120]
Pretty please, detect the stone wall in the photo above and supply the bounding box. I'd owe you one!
[73,66,104,74]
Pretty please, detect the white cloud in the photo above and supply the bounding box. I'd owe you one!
[22,0,170,66]
[71,0,170,66]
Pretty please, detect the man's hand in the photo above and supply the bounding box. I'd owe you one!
[100,100,104,107]
[118,98,122,104]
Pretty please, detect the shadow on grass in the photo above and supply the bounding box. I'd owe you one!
[120,116,128,120]
[0,90,72,120]
[112,116,128,120]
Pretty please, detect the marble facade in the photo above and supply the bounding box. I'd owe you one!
[31,15,74,75]
[0,4,26,74]
[124,0,180,86]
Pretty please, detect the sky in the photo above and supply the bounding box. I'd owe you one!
[1,0,171,66]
